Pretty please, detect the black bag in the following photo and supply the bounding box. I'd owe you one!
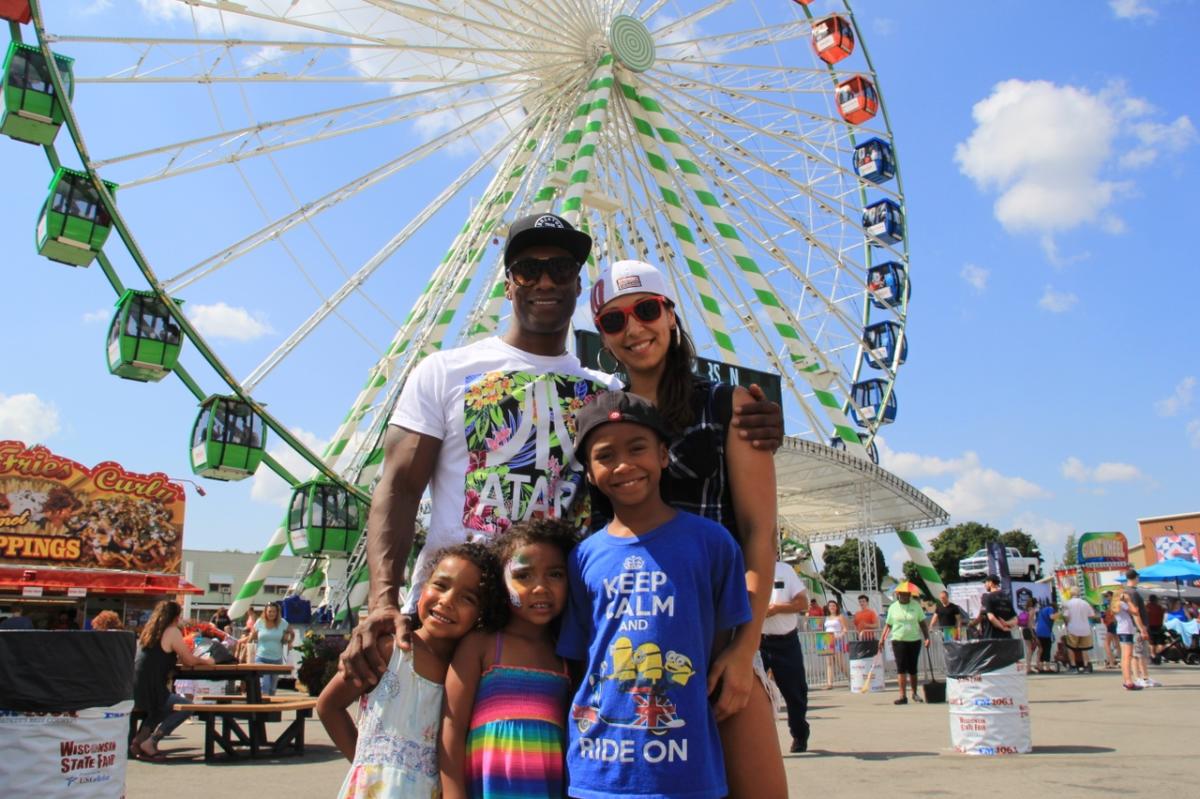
[207,640,237,664]
[922,646,946,704]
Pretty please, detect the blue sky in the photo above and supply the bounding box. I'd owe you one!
[2,0,1198,578]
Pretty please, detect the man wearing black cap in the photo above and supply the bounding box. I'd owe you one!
[341,214,782,686]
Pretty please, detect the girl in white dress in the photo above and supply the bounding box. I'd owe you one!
[822,599,849,689]
[318,544,503,798]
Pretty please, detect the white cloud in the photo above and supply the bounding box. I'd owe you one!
[955,79,1194,253]
[81,308,110,324]
[187,302,273,342]
[1188,420,1200,449]
[879,440,1050,519]
[1038,286,1078,313]
[250,428,328,508]
[1061,456,1143,483]
[872,18,896,36]
[960,263,989,293]
[1010,513,1076,563]
[0,393,61,441]
[1110,0,1156,19]
[1155,376,1196,417]
[1120,116,1197,168]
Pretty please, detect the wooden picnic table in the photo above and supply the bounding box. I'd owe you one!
[171,662,308,760]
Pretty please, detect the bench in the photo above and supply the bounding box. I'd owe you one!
[172,698,317,761]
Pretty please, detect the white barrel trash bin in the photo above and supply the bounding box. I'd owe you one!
[0,630,136,797]
[945,639,1031,756]
[848,639,885,693]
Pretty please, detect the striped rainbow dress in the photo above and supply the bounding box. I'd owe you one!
[465,634,569,798]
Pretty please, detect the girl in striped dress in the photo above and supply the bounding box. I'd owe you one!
[441,520,576,799]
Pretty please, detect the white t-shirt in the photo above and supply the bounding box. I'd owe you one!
[390,336,618,610]
[1063,597,1095,637]
[762,561,806,636]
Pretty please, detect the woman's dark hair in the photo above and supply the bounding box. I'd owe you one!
[418,542,506,632]
[826,598,843,614]
[138,600,180,649]
[654,312,698,432]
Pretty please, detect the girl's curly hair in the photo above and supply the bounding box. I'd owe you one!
[490,517,579,566]
[416,541,506,632]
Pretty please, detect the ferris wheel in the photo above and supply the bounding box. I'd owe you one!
[5,0,910,615]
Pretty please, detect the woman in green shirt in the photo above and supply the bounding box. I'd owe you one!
[877,582,931,705]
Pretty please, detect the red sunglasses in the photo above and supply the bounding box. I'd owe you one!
[594,296,673,334]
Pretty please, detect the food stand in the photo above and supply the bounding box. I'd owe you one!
[0,440,200,628]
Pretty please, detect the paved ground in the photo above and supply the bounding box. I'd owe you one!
[128,663,1200,797]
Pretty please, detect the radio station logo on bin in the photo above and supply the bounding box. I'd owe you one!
[956,744,1020,756]
[950,695,1017,707]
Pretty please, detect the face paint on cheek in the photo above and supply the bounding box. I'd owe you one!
[504,559,524,608]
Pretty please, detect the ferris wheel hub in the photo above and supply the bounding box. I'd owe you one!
[609,14,655,73]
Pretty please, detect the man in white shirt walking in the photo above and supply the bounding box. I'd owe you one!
[1062,592,1096,673]
[759,559,811,753]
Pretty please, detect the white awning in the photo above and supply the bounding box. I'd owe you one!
[774,437,948,543]
[207,573,234,584]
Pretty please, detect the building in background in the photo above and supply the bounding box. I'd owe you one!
[182,548,307,620]
[1135,512,1200,566]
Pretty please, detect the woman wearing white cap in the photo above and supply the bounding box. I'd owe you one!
[590,259,786,797]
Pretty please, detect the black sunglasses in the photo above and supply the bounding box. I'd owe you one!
[506,256,581,287]
[594,296,672,335]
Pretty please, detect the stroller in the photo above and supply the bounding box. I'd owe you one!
[1156,628,1200,665]
[1050,638,1072,673]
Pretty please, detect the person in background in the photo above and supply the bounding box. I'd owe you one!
[808,601,825,620]
[980,575,1017,639]
[91,610,123,631]
[131,600,215,761]
[51,609,79,630]
[210,607,233,635]
[1033,599,1058,673]
[1111,587,1147,691]
[1146,595,1167,664]
[1061,590,1096,673]
[1166,598,1188,623]
[1019,597,1039,670]
[236,606,259,662]
[877,581,930,705]
[1101,591,1119,669]
[930,591,967,642]
[1124,570,1160,688]
[250,601,293,696]
[822,599,849,690]
[852,594,879,640]
[0,606,33,629]
[759,559,811,754]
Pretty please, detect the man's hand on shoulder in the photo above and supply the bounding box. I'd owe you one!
[340,605,412,688]
[731,384,784,452]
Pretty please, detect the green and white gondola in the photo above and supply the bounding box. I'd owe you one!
[190,395,266,481]
[36,167,117,267]
[1,41,72,146]
[286,480,366,557]
[106,289,184,382]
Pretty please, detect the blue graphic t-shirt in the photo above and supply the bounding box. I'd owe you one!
[1035,605,1056,638]
[557,511,751,799]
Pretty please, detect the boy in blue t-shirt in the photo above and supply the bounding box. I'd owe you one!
[558,391,751,799]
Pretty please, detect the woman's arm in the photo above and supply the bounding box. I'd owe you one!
[440,632,487,799]
[709,387,777,720]
[164,626,214,667]
[317,638,391,761]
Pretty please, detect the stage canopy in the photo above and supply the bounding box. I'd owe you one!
[774,437,948,543]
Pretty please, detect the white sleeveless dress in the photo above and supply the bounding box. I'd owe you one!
[337,647,444,799]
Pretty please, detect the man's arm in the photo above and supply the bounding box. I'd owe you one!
[340,425,441,687]
[366,425,442,611]
[731,384,784,451]
[766,589,808,618]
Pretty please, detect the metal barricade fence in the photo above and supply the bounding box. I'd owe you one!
[788,626,950,689]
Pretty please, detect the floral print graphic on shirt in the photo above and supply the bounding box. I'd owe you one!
[461,369,605,536]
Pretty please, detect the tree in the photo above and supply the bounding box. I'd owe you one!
[1061,533,1078,567]
[902,560,931,598]
[926,521,1001,584]
[821,539,889,592]
[1000,529,1044,575]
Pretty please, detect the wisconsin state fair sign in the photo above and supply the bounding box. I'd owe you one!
[1077,532,1129,566]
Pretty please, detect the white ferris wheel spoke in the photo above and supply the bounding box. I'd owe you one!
[654,19,812,61]
[648,0,735,41]
[161,90,533,293]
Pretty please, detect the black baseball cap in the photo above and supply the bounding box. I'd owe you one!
[504,213,592,267]
[574,391,671,462]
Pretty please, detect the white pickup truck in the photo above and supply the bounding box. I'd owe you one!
[958,547,1040,581]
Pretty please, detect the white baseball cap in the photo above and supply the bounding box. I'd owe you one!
[590,260,675,316]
